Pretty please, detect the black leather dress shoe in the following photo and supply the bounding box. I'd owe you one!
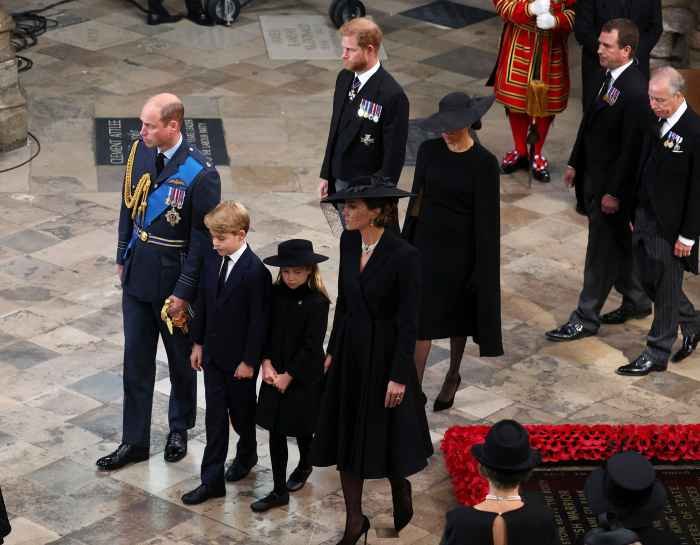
[164,431,187,463]
[147,12,182,25]
[616,353,667,376]
[545,322,595,342]
[225,454,258,482]
[251,490,290,512]
[96,444,149,471]
[181,483,225,505]
[600,306,652,325]
[187,7,216,26]
[286,466,313,492]
[672,332,700,363]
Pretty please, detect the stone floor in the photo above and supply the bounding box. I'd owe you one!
[1,0,700,543]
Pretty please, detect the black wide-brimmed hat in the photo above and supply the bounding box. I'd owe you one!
[584,451,667,529]
[471,420,541,472]
[321,174,413,204]
[419,92,495,133]
[263,239,328,267]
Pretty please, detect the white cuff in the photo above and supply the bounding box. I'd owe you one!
[678,235,696,247]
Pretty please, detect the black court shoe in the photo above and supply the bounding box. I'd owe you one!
[433,375,461,412]
[337,515,370,545]
[391,478,413,534]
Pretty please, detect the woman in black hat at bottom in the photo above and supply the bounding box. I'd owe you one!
[581,451,678,545]
[251,240,331,513]
[403,92,504,412]
[441,420,555,545]
[313,177,433,544]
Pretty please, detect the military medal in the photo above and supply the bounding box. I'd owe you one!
[166,208,181,226]
[358,99,367,118]
[165,185,186,226]
[372,103,382,123]
[604,87,620,106]
[360,133,375,146]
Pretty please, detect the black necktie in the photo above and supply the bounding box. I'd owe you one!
[217,256,230,296]
[657,117,666,140]
[598,71,612,99]
[348,75,361,101]
[156,152,166,176]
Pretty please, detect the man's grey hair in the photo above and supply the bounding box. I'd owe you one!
[651,66,687,95]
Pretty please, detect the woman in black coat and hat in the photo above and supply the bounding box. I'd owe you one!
[251,240,331,513]
[403,92,504,412]
[581,451,678,545]
[441,420,556,545]
[314,176,433,544]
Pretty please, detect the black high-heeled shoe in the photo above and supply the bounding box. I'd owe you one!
[391,478,413,533]
[433,375,461,412]
[337,515,370,545]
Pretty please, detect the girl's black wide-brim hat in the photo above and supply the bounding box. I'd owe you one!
[321,174,413,203]
[263,239,328,267]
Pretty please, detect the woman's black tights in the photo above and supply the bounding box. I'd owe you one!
[269,433,313,493]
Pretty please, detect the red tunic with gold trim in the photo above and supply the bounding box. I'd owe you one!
[492,0,575,114]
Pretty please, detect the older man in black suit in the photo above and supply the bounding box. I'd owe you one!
[546,19,652,344]
[319,17,409,208]
[617,67,700,376]
[575,0,662,111]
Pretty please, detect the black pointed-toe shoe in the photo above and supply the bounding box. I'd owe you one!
[391,478,413,534]
[545,322,595,342]
[251,490,290,512]
[164,431,187,463]
[671,332,700,363]
[225,454,258,482]
[147,11,182,25]
[616,353,667,376]
[433,375,461,412]
[286,465,313,492]
[96,444,149,471]
[181,483,226,505]
[600,306,652,325]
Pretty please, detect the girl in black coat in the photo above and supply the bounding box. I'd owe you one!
[251,239,330,513]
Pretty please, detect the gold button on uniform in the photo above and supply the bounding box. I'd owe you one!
[139,230,148,242]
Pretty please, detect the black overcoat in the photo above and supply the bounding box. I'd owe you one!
[403,140,504,357]
[312,229,433,479]
[256,283,329,436]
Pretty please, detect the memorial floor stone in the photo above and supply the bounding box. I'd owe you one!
[399,0,496,29]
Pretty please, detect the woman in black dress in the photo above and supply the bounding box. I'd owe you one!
[441,420,555,545]
[315,176,433,545]
[403,92,504,411]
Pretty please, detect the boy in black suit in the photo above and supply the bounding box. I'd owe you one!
[182,201,271,505]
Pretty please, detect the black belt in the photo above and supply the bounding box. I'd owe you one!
[133,227,188,248]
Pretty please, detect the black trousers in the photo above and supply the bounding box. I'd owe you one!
[122,292,196,448]
[201,360,258,487]
[571,193,650,332]
[634,208,700,363]
[269,433,313,493]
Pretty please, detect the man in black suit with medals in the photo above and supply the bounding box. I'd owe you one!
[319,17,409,225]
[617,67,700,376]
[575,0,662,111]
[96,93,221,471]
[546,19,652,344]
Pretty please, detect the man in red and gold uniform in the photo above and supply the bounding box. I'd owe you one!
[491,0,575,182]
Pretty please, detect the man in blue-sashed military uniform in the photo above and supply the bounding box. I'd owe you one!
[97,93,221,471]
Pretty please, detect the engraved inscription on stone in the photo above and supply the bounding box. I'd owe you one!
[94,118,230,166]
[261,16,342,60]
[523,469,700,545]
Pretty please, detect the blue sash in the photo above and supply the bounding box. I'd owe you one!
[126,156,204,254]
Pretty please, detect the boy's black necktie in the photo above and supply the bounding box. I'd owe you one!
[217,256,231,295]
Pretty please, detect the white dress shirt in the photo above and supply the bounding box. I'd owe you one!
[607,59,634,87]
[658,100,693,247]
[355,61,381,93]
[157,133,183,167]
[221,241,248,281]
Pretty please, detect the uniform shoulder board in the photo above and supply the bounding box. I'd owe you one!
[185,145,214,169]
